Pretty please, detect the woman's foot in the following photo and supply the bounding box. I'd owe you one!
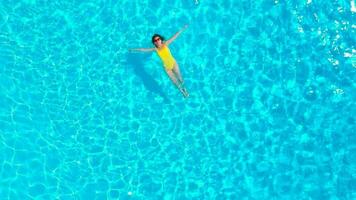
[180,87,189,98]
[177,82,189,98]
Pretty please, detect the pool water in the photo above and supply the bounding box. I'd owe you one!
[0,0,355,199]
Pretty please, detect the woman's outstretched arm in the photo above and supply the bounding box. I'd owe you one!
[129,48,155,52]
[165,25,188,45]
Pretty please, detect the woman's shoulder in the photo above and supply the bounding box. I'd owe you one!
[162,43,169,49]
[156,44,168,50]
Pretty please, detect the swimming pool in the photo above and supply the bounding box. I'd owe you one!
[0,0,355,199]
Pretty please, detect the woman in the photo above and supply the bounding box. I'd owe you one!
[130,25,189,98]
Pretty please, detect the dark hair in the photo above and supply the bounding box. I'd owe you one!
[152,34,165,45]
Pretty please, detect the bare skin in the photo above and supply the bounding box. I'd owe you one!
[165,63,189,97]
[130,25,189,98]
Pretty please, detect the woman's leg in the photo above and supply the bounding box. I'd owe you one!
[166,69,189,97]
[172,63,184,84]
[172,63,189,97]
[165,69,180,88]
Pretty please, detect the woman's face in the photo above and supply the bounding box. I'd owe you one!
[153,37,162,47]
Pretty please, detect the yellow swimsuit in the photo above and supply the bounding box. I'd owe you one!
[156,45,176,70]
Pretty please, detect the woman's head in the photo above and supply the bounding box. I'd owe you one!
[152,34,165,47]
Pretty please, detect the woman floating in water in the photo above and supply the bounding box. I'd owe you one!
[130,25,189,98]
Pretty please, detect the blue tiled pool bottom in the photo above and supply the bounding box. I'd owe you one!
[0,0,355,199]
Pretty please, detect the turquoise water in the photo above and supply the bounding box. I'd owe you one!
[0,0,355,199]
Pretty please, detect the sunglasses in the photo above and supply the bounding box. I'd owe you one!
[154,37,161,42]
